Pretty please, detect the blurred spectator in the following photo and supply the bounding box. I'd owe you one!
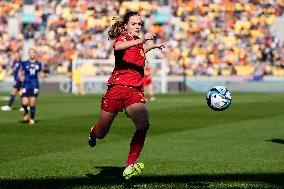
[0,1,23,67]
[168,0,284,76]
[1,0,284,77]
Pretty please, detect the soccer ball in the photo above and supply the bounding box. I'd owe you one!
[206,86,232,111]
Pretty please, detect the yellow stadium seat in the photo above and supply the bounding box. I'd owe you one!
[0,70,6,80]
[272,68,284,77]
[186,70,194,76]
[57,66,68,74]
[212,69,219,76]
[235,66,255,76]
[280,69,284,77]
[221,69,231,77]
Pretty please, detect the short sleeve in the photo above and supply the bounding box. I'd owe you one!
[38,62,42,72]
[19,61,24,71]
[113,34,127,48]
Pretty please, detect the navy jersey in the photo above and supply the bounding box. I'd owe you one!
[11,60,22,81]
[21,60,42,89]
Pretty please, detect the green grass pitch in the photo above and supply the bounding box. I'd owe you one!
[0,92,284,188]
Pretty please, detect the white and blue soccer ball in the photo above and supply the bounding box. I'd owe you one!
[206,86,232,111]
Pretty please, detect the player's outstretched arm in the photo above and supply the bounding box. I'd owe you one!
[39,71,49,78]
[144,41,167,54]
[114,33,156,51]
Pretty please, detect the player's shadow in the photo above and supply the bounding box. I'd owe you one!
[12,107,23,111]
[20,120,29,123]
[267,138,284,144]
[86,166,125,182]
[19,120,40,124]
[0,167,283,188]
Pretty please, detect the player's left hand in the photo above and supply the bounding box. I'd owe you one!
[155,42,167,50]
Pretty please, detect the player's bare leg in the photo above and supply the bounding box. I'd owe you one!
[88,110,117,147]
[18,89,24,111]
[123,103,149,179]
[1,88,19,111]
[29,97,37,125]
[22,97,29,122]
[18,88,22,96]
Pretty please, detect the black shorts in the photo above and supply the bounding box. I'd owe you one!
[22,87,39,98]
[13,81,22,90]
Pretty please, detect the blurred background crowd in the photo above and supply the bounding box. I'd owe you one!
[0,0,284,77]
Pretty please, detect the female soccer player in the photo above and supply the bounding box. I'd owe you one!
[1,52,23,111]
[20,48,48,125]
[88,11,166,179]
[144,65,155,102]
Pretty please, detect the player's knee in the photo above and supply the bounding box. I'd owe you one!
[138,120,150,130]
[143,123,150,131]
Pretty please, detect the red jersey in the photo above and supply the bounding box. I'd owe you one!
[107,33,146,87]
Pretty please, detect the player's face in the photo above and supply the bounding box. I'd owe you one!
[29,49,37,60]
[10,54,16,61]
[125,15,142,37]
[14,53,19,60]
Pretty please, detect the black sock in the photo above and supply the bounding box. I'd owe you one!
[22,105,28,114]
[30,106,36,120]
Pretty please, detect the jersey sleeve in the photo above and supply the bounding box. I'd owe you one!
[113,34,126,48]
[19,61,24,71]
[38,62,42,72]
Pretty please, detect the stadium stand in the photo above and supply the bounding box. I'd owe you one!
[0,1,23,67]
[0,0,283,77]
